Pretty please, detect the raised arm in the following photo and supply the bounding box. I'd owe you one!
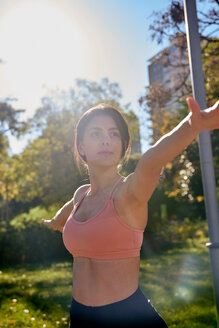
[125,97,219,204]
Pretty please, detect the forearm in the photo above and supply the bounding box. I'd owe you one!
[145,112,199,170]
[52,199,73,230]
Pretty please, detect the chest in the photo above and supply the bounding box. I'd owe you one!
[74,194,109,223]
[74,191,148,231]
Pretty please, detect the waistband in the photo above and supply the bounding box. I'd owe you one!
[71,286,143,309]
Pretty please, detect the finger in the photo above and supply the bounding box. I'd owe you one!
[186,97,200,116]
[42,218,51,225]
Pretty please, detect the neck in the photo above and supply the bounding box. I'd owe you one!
[87,166,121,196]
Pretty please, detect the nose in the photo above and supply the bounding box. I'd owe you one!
[102,133,110,144]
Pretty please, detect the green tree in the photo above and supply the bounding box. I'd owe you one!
[0,102,28,220]
[0,156,18,223]
[0,102,28,150]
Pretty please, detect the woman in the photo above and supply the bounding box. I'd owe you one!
[42,97,219,327]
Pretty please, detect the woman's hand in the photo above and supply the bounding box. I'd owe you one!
[42,218,63,232]
[187,97,219,134]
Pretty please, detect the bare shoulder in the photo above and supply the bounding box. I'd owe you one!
[73,184,90,206]
[114,174,148,231]
[117,173,140,201]
[117,174,136,200]
[117,172,154,207]
[119,161,161,205]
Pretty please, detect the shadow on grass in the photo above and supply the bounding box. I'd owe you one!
[0,260,73,315]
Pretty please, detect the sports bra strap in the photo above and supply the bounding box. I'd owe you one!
[109,176,123,199]
[76,186,90,207]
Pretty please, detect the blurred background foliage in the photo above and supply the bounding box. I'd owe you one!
[0,0,218,264]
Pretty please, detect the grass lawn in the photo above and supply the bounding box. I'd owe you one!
[140,244,217,327]
[0,243,217,327]
[0,261,72,328]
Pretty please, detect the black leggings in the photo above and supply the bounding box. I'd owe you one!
[69,287,168,327]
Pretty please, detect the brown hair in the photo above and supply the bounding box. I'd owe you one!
[74,103,131,172]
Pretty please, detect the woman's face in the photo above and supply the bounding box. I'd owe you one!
[79,114,123,168]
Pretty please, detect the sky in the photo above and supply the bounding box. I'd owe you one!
[0,0,172,155]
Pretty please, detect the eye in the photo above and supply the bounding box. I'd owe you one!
[91,131,100,137]
[110,131,120,137]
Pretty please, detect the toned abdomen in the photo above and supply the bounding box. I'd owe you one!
[72,256,140,306]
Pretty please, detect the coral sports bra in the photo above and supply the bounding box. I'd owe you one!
[62,176,144,260]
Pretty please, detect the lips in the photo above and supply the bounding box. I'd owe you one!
[98,151,113,155]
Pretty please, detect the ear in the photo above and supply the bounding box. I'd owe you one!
[78,143,85,156]
[78,141,86,157]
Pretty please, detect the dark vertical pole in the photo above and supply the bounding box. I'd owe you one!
[184,0,219,326]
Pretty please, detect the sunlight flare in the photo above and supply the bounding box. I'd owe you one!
[0,1,87,103]
[174,253,200,301]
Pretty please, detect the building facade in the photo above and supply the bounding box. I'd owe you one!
[147,35,190,111]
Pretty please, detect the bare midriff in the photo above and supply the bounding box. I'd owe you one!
[72,256,140,306]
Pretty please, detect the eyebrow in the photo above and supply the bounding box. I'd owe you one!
[88,127,119,131]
